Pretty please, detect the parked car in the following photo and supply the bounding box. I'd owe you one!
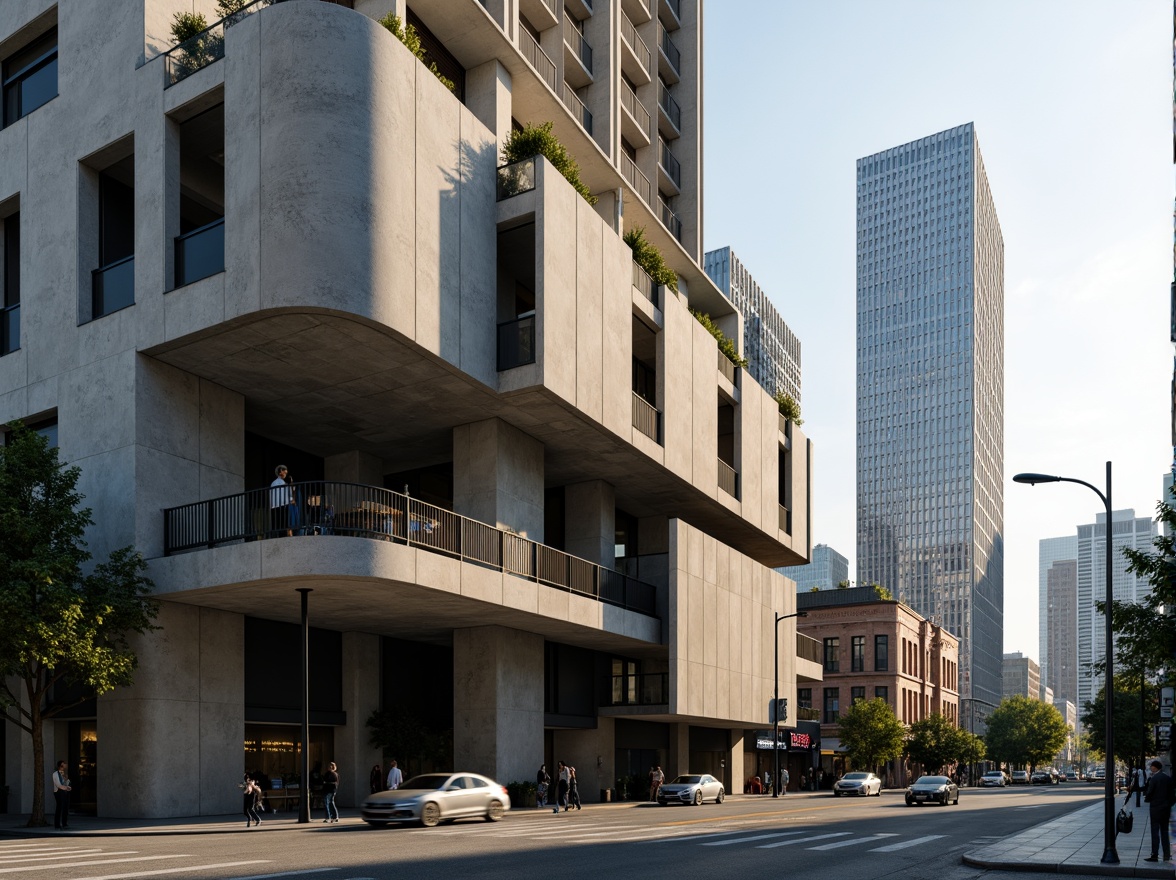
[833,772,882,797]
[657,774,725,806]
[905,775,960,806]
[1011,770,1031,785]
[980,770,1007,787]
[1030,769,1059,785]
[362,772,510,827]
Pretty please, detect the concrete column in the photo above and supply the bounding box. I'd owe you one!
[453,418,544,540]
[564,480,615,568]
[726,730,744,797]
[667,722,690,779]
[453,626,543,787]
[465,60,513,149]
[335,632,381,807]
[324,451,384,486]
[98,603,243,817]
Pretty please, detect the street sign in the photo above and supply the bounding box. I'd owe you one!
[768,698,788,724]
[1161,687,1174,720]
[1156,723,1172,751]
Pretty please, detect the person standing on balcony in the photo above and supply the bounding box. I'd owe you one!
[270,465,294,537]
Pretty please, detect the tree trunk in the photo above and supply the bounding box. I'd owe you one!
[28,701,46,827]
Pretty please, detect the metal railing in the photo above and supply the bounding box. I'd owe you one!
[608,672,668,706]
[92,255,135,318]
[621,81,651,138]
[717,349,735,383]
[797,632,822,664]
[717,458,738,499]
[779,504,791,534]
[560,82,593,134]
[497,158,537,200]
[659,138,681,188]
[162,481,658,616]
[631,262,659,308]
[620,12,651,74]
[658,196,682,242]
[174,217,225,287]
[659,23,680,74]
[658,80,681,131]
[621,154,651,205]
[562,18,593,73]
[520,27,556,91]
[796,706,821,722]
[632,391,660,443]
[497,314,536,370]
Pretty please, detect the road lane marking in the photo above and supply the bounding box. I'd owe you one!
[73,862,271,880]
[758,833,851,848]
[0,856,192,874]
[808,833,898,850]
[870,835,946,851]
[0,851,136,863]
[702,832,806,846]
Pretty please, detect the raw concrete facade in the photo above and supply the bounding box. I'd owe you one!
[0,0,814,818]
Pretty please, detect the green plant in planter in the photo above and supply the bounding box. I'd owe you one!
[773,390,803,425]
[623,226,678,292]
[501,122,597,205]
[691,309,747,368]
[378,13,456,92]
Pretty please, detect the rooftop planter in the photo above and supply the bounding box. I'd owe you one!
[691,309,746,369]
[623,225,678,292]
[501,122,597,205]
[774,391,803,425]
[378,13,455,92]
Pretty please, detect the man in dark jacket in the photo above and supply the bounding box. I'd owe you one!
[1143,760,1174,862]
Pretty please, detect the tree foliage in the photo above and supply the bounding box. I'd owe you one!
[377,13,456,92]
[837,698,907,774]
[1079,675,1157,762]
[984,696,1069,770]
[501,122,596,205]
[907,713,974,774]
[623,226,679,292]
[690,310,748,368]
[773,391,803,425]
[0,423,158,826]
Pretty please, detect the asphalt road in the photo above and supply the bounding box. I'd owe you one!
[0,784,1109,880]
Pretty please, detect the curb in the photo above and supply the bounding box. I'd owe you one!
[961,853,1176,879]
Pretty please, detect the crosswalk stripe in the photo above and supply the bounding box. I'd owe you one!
[0,856,192,875]
[0,851,135,863]
[758,832,851,849]
[73,862,271,880]
[702,832,805,846]
[870,834,946,852]
[650,830,758,844]
[808,833,898,850]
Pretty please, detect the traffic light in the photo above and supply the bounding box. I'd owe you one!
[769,698,788,724]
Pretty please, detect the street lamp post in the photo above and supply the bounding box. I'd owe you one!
[773,610,808,799]
[1014,462,1116,864]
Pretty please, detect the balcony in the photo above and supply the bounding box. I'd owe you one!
[658,23,681,82]
[560,81,593,135]
[520,27,557,91]
[174,218,225,288]
[657,80,681,135]
[92,255,135,318]
[622,0,651,23]
[620,12,651,84]
[717,349,735,384]
[632,391,661,444]
[519,0,559,30]
[163,482,658,617]
[621,153,651,206]
[620,81,651,147]
[562,18,593,86]
[718,458,739,499]
[658,195,682,242]
[497,313,536,370]
[607,672,668,706]
[658,137,681,193]
[779,504,791,534]
[632,262,660,309]
[796,706,821,722]
[497,158,537,200]
[660,0,681,26]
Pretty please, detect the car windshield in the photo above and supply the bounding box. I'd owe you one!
[401,774,452,790]
[672,776,702,784]
[843,773,870,780]
[983,771,1003,777]
[915,776,950,785]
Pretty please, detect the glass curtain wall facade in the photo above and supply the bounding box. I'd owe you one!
[855,122,1005,709]
[777,542,849,592]
[1037,534,1077,701]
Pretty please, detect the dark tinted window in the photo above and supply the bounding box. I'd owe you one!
[3,28,57,126]
[402,775,450,790]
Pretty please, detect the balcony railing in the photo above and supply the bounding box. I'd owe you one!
[717,458,738,499]
[174,217,225,287]
[779,504,791,534]
[608,672,668,706]
[797,706,821,722]
[632,262,659,309]
[717,349,735,383]
[658,80,681,132]
[497,313,536,370]
[497,158,537,200]
[520,27,557,91]
[659,23,680,75]
[560,82,593,134]
[658,196,682,242]
[562,18,593,73]
[92,255,135,317]
[798,632,822,664]
[163,482,658,616]
[621,154,651,205]
[632,391,661,443]
[659,138,681,188]
[620,13,652,74]
[621,82,650,138]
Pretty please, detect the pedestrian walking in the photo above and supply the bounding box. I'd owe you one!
[370,764,384,794]
[780,768,790,794]
[1144,760,1174,862]
[649,765,664,802]
[568,765,582,810]
[321,761,340,823]
[51,761,71,829]
[763,769,772,796]
[242,774,262,827]
[536,764,550,808]
[386,759,403,791]
[1131,765,1146,808]
[554,761,570,813]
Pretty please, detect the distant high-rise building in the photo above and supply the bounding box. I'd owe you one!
[1002,652,1041,701]
[855,123,1005,710]
[778,543,850,592]
[1038,535,1078,705]
[704,247,802,404]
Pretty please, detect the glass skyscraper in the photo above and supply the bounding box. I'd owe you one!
[855,122,1005,710]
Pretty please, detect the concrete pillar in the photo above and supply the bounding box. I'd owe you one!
[98,603,243,817]
[726,730,744,797]
[453,418,544,540]
[335,632,381,808]
[324,450,384,486]
[465,60,513,148]
[453,626,543,786]
[667,722,690,779]
[564,480,614,568]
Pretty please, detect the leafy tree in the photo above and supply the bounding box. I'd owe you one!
[1080,675,1157,763]
[837,698,907,775]
[624,226,679,292]
[377,13,456,92]
[0,423,158,826]
[907,713,964,774]
[957,728,987,770]
[501,122,596,205]
[984,696,1068,770]
[773,391,803,425]
[689,310,747,368]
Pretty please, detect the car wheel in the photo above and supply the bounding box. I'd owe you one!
[485,800,504,822]
[874,786,882,796]
[715,789,725,804]
[421,802,441,828]
[693,790,703,806]
[905,799,914,807]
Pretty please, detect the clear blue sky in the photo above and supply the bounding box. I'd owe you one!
[703,1,1170,659]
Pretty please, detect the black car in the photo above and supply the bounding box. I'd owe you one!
[1030,769,1059,785]
[905,775,959,806]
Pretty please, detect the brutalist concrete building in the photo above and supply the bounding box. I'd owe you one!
[0,0,816,817]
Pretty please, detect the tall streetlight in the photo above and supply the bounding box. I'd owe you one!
[773,610,808,799]
[1013,462,1116,864]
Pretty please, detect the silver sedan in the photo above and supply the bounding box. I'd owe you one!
[657,774,725,806]
[362,773,511,827]
[833,771,882,797]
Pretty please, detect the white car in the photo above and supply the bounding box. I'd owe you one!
[980,770,1007,787]
[833,771,882,796]
[362,773,510,827]
[657,774,725,806]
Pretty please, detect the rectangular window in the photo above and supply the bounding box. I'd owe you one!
[875,686,888,703]
[823,637,839,673]
[2,27,57,127]
[823,687,839,724]
[93,162,135,318]
[797,687,812,709]
[1,211,18,355]
[851,686,865,705]
[174,103,225,288]
[851,636,865,672]
[875,634,889,671]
